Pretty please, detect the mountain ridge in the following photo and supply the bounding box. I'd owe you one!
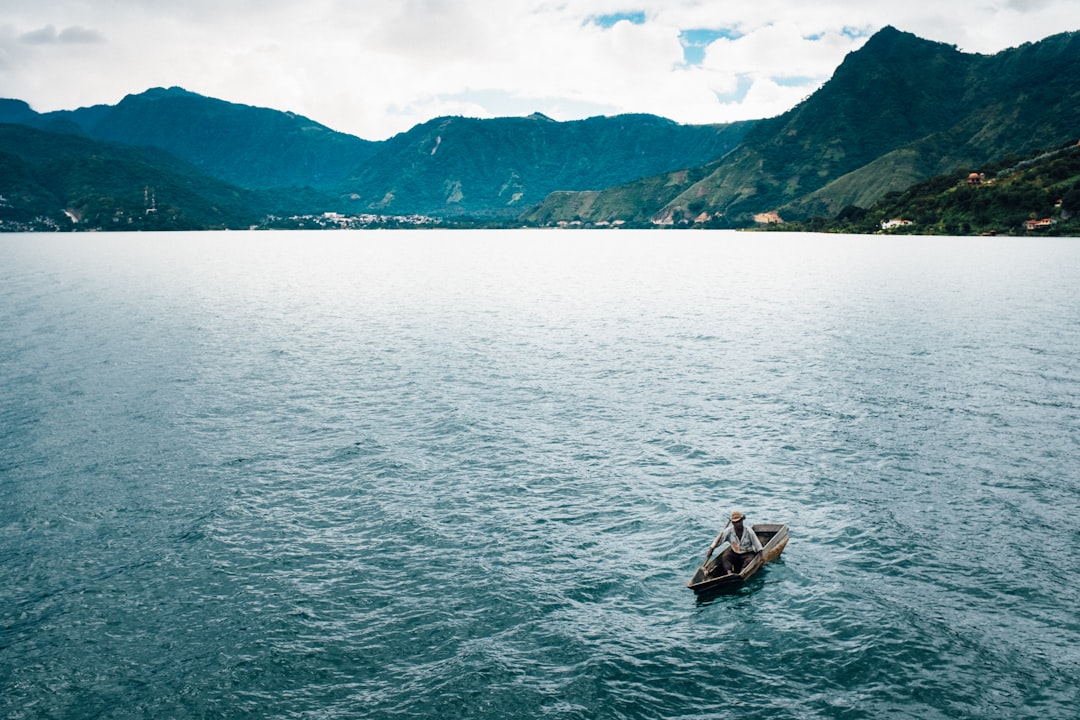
[526,26,1080,227]
[3,25,1079,231]
[6,86,380,191]
[0,88,753,217]
[342,112,752,217]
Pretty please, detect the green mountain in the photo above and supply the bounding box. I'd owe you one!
[1,87,378,191]
[0,90,751,218]
[526,27,1080,227]
[784,29,1080,220]
[5,26,1080,231]
[0,100,39,126]
[341,113,751,217]
[0,123,333,231]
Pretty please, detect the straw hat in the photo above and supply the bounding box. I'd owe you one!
[730,511,744,522]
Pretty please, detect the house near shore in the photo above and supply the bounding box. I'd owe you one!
[881,218,914,230]
[1023,217,1056,231]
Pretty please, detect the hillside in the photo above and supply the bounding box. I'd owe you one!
[0,123,334,231]
[782,29,1080,220]
[526,27,1080,228]
[788,140,1080,235]
[523,163,720,227]
[0,89,752,219]
[341,114,751,217]
[0,87,378,191]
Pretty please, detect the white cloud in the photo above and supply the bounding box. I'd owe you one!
[20,24,104,44]
[0,0,1075,139]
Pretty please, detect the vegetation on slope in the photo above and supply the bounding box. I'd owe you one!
[779,141,1080,235]
[14,87,379,191]
[0,91,752,219]
[339,114,751,217]
[0,124,335,231]
[526,27,1080,229]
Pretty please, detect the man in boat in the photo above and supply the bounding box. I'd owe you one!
[705,511,763,575]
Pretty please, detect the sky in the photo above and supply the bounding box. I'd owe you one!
[0,1,1076,140]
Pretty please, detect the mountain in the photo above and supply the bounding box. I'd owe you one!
[340,113,752,217]
[0,123,335,231]
[783,29,1080,220]
[0,100,39,126]
[526,27,1080,227]
[5,26,1079,231]
[1,87,379,191]
[0,89,752,218]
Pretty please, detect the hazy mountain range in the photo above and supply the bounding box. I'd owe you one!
[1,25,1078,231]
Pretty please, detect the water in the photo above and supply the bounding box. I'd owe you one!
[1,231,1078,719]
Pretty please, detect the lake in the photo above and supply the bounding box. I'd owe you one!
[2,230,1079,719]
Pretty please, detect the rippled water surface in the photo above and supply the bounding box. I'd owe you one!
[2,231,1079,719]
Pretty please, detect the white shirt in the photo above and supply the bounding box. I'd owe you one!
[710,522,763,555]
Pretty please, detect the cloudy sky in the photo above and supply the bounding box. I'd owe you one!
[1,1,1076,140]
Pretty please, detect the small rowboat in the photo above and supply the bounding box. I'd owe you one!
[686,523,789,594]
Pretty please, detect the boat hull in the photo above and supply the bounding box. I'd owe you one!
[687,523,788,594]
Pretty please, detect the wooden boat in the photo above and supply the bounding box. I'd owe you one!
[686,523,789,594]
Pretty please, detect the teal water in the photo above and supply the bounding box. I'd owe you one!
[1,231,1078,719]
